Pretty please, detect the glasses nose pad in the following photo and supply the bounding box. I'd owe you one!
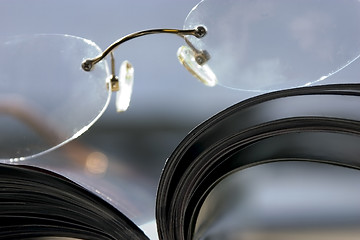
[116,60,134,112]
[177,45,217,87]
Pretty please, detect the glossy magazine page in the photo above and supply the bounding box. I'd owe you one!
[157,84,360,240]
[2,84,360,239]
[1,0,360,240]
[0,163,149,240]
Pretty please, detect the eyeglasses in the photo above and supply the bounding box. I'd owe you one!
[1,0,360,161]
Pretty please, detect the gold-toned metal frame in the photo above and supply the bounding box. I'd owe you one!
[81,26,209,72]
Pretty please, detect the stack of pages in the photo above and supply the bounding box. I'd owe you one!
[1,84,360,239]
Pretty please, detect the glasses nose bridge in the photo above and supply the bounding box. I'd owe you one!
[81,26,208,73]
[81,26,211,113]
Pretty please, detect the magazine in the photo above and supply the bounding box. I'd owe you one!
[1,84,360,239]
[1,0,360,239]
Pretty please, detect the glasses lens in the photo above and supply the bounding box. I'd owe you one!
[0,34,110,161]
[183,0,360,91]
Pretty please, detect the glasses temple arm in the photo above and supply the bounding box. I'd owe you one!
[0,97,104,167]
[82,26,207,71]
[0,97,62,148]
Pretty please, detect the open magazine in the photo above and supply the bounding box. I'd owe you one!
[2,0,360,239]
[1,84,360,239]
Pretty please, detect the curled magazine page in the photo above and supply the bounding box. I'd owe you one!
[1,0,360,240]
[157,84,360,240]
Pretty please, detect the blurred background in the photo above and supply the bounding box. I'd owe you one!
[195,161,360,240]
[1,1,360,240]
[0,0,253,227]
